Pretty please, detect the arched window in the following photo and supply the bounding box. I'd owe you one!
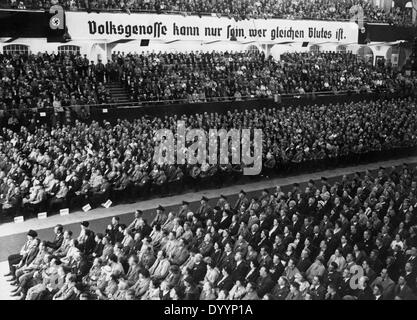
[357,46,374,64]
[246,45,260,54]
[309,44,320,54]
[3,44,29,55]
[57,45,80,55]
[336,45,347,53]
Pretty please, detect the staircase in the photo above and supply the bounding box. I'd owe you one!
[106,82,131,104]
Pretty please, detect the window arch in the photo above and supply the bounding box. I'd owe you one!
[309,44,320,54]
[357,46,374,64]
[3,44,29,55]
[246,45,260,54]
[57,45,80,55]
[336,45,347,53]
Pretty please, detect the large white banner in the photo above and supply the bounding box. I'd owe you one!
[65,12,359,44]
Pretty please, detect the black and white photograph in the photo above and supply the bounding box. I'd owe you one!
[0,0,416,310]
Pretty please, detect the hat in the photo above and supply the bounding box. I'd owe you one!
[157,205,165,211]
[80,221,89,228]
[135,210,143,215]
[27,229,38,238]
[182,201,189,206]
[220,195,227,200]
[201,196,209,202]
[308,179,315,185]
[239,190,246,195]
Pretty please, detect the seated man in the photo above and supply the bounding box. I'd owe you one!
[48,181,69,213]
[23,183,46,217]
[5,230,39,280]
[2,186,22,219]
[69,178,90,209]
[112,171,130,203]
[52,273,79,300]
[90,177,111,208]
[54,230,73,258]
[13,241,48,284]
[26,260,66,300]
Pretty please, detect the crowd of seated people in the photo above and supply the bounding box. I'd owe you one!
[0,0,414,26]
[1,50,415,110]
[4,163,417,300]
[115,51,415,103]
[0,52,112,111]
[0,96,417,221]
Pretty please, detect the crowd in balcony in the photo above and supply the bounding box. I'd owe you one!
[1,50,415,111]
[0,52,112,111]
[1,0,415,26]
[114,51,415,103]
[4,162,417,299]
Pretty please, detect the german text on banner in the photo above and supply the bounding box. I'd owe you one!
[65,12,359,44]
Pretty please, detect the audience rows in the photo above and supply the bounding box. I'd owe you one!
[4,163,417,299]
[1,51,415,111]
[0,53,112,111]
[114,51,415,103]
[1,97,417,220]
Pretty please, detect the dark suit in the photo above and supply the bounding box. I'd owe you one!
[296,258,312,273]
[92,242,104,258]
[218,252,234,270]
[245,268,259,283]
[228,222,239,237]
[310,284,326,300]
[269,262,285,282]
[196,204,212,220]
[190,261,207,283]
[135,224,152,239]
[272,285,289,300]
[216,275,234,292]
[231,261,249,282]
[91,181,111,207]
[218,216,232,230]
[394,284,415,300]
[257,274,274,297]
[46,233,64,251]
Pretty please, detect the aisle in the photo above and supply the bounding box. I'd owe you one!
[0,261,17,300]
